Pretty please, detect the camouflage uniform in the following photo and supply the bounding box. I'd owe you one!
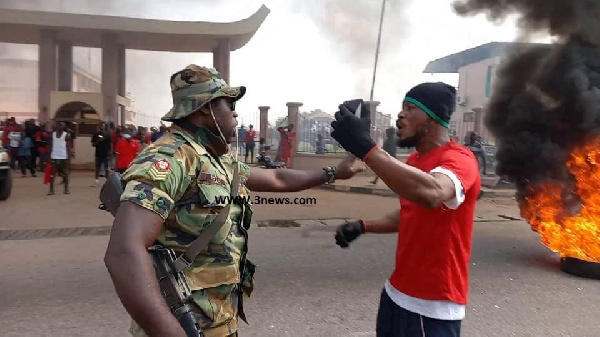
[120,65,254,337]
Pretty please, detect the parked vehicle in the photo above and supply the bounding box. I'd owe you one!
[0,147,12,200]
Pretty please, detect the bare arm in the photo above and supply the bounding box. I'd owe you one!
[246,154,362,192]
[363,147,456,209]
[66,134,74,157]
[362,209,400,234]
[246,167,330,192]
[104,202,185,337]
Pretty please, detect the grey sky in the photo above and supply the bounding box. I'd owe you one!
[0,0,551,127]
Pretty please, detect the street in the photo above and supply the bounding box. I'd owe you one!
[0,172,598,336]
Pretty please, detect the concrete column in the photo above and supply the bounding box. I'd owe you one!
[212,38,230,84]
[366,100,380,139]
[473,107,483,134]
[117,45,126,96]
[102,33,119,124]
[38,29,58,123]
[286,102,303,152]
[118,44,126,126]
[259,106,270,144]
[57,40,73,91]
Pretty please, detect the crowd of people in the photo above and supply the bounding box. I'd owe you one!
[89,123,168,186]
[1,117,71,176]
[234,123,296,167]
[0,117,170,193]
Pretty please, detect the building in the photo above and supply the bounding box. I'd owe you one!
[0,57,101,123]
[0,6,270,123]
[0,6,270,168]
[423,42,551,145]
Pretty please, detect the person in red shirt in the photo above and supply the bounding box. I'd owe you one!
[278,124,296,168]
[244,124,257,164]
[114,129,141,174]
[330,82,481,336]
[110,126,122,170]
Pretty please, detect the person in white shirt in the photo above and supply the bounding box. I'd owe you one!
[8,128,21,170]
[48,122,72,195]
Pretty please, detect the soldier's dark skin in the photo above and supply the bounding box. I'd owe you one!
[104,98,361,337]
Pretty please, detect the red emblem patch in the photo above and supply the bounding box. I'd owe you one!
[155,159,170,171]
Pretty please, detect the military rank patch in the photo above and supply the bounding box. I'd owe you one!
[148,159,171,181]
[155,159,171,171]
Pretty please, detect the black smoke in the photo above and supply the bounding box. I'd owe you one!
[452,0,600,202]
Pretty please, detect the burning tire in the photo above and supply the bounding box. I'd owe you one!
[560,257,600,280]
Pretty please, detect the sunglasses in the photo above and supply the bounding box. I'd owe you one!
[211,98,236,111]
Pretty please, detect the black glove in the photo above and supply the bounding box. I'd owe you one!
[335,220,366,248]
[330,101,376,159]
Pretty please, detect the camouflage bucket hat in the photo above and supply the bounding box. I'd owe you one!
[161,64,246,121]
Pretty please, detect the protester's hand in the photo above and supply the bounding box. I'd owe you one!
[335,220,366,248]
[330,101,376,159]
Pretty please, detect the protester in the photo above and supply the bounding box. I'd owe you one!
[114,129,140,174]
[244,124,257,164]
[92,123,112,186]
[151,125,167,142]
[48,122,72,195]
[8,124,22,170]
[278,124,296,168]
[18,130,36,177]
[331,82,481,336]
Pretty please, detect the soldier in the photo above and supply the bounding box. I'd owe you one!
[104,65,362,337]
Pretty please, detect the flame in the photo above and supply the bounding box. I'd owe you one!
[521,137,600,263]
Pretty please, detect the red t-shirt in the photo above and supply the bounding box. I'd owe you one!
[245,130,257,143]
[389,140,481,305]
[115,138,140,170]
[280,130,296,154]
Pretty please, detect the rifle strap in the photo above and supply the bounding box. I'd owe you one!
[172,162,241,273]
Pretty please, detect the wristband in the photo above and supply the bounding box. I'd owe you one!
[323,166,337,184]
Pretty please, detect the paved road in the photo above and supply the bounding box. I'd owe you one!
[1,222,599,337]
[0,172,520,231]
[1,171,598,336]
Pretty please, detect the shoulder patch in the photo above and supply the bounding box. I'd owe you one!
[155,159,171,171]
[147,159,172,181]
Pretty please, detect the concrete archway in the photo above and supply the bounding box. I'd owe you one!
[54,100,102,136]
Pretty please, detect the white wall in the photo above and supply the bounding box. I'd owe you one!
[451,56,502,145]
[0,58,102,116]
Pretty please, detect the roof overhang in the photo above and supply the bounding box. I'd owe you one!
[0,5,270,52]
[423,42,552,74]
